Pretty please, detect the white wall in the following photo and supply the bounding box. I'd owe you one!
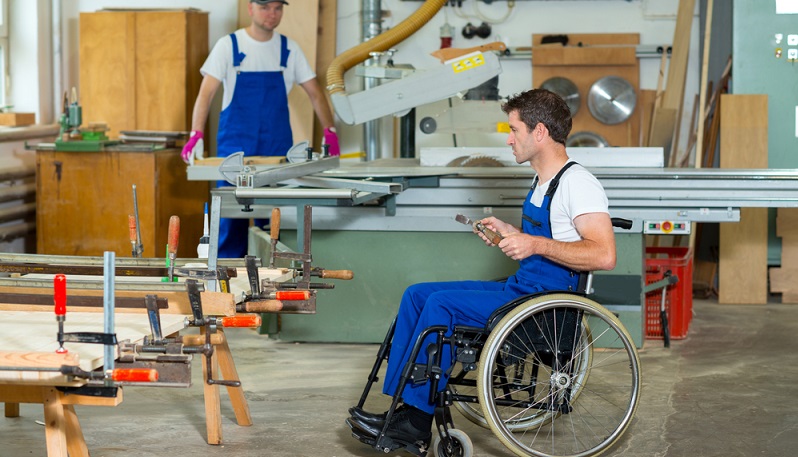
[11,0,698,158]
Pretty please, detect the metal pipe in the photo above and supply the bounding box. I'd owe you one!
[0,166,35,182]
[0,183,35,203]
[0,222,35,242]
[362,0,382,161]
[52,0,63,124]
[103,251,115,381]
[0,124,59,143]
[0,202,36,224]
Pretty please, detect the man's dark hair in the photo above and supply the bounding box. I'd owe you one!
[501,89,572,145]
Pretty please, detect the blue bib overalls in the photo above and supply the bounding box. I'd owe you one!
[383,162,581,414]
[216,33,294,258]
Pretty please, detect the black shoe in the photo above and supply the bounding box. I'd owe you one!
[348,405,405,427]
[349,408,431,450]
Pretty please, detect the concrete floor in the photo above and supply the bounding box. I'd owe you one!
[3,297,798,457]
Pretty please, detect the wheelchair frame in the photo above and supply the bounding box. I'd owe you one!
[351,220,641,457]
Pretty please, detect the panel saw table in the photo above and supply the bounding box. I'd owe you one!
[187,157,798,344]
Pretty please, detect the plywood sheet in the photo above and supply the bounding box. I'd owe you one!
[0,311,185,385]
[718,94,768,304]
[79,12,137,137]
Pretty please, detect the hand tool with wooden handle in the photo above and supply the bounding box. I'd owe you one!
[455,214,503,245]
[269,208,280,268]
[167,215,180,282]
[128,215,138,257]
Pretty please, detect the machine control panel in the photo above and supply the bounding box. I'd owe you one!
[644,220,690,235]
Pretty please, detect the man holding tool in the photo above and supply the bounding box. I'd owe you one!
[182,0,339,258]
[347,89,617,452]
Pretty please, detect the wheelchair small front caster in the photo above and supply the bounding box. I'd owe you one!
[431,429,473,457]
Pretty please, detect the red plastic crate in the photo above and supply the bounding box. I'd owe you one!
[645,247,693,340]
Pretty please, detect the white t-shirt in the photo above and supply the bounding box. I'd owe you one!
[200,29,316,111]
[530,161,610,243]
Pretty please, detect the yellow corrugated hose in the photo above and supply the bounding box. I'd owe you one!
[326,0,448,95]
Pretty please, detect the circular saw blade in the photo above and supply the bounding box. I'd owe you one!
[446,155,505,167]
[540,76,580,116]
[566,131,610,147]
[587,76,637,125]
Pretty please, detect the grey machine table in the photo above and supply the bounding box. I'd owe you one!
[189,158,798,345]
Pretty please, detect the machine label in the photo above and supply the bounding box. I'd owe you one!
[452,53,485,74]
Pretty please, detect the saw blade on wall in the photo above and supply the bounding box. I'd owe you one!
[540,76,581,116]
[587,76,637,125]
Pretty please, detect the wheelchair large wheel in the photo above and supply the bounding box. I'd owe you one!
[451,322,592,431]
[477,294,640,457]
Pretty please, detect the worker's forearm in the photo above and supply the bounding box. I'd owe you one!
[312,95,334,130]
[190,96,212,133]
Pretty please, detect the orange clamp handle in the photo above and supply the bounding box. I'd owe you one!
[167,215,180,255]
[110,368,159,383]
[54,274,67,316]
[270,208,281,240]
[128,215,137,242]
[220,315,262,328]
[275,290,310,301]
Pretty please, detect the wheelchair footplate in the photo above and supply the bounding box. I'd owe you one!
[346,417,429,456]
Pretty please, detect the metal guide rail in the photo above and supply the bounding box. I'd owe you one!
[190,158,798,233]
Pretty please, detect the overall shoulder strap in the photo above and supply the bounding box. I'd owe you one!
[279,35,290,69]
[231,33,246,68]
[544,161,579,210]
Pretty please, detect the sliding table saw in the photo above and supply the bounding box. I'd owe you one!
[187,151,798,345]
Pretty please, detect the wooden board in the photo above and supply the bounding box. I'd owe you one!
[532,33,640,147]
[79,12,137,138]
[0,112,36,127]
[79,10,207,138]
[718,94,768,304]
[0,311,185,385]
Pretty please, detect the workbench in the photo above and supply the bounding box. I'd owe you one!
[35,147,209,258]
[0,258,295,456]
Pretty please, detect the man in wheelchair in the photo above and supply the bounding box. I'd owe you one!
[346,89,618,456]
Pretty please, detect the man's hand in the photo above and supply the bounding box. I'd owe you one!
[498,233,540,261]
[476,217,519,246]
[323,127,340,157]
[181,131,204,164]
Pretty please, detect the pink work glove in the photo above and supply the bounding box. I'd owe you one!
[323,127,340,157]
[182,130,204,164]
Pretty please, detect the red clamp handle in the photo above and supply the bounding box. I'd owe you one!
[220,315,262,328]
[54,274,67,316]
[128,215,137,242]
[274,290,310,301]
[110,368,159,383]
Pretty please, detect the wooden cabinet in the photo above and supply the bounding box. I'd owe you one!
[79,9,208,138]
[36,149,209,258]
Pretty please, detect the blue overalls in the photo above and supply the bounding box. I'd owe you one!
[383,162,581,414]
[216,33,294,258]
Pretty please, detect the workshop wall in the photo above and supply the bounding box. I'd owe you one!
[53,0,697,160]
[334,0,700,158]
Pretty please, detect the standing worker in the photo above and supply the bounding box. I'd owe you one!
[182,0,339,258]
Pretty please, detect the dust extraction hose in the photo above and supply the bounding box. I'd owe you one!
[326,0,447,95]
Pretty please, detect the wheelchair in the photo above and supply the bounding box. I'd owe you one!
[349,219,641,457]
